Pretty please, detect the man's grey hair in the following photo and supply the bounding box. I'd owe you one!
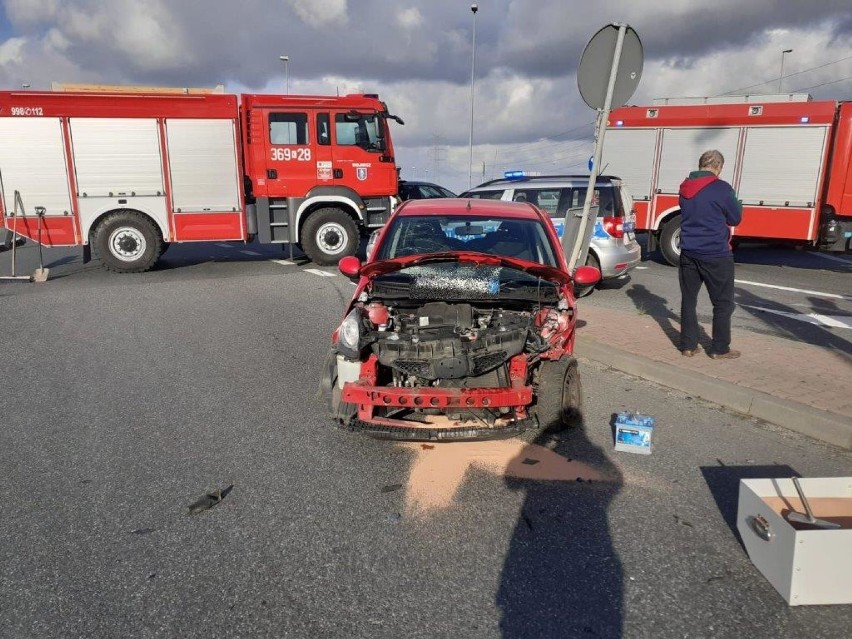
[699,149,724,171]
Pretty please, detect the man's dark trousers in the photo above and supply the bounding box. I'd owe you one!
[679,253,735,354]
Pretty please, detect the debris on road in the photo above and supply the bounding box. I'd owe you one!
[614,411,655,454]
[188,484,233,515]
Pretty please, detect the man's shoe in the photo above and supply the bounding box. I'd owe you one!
[709,349,741,360]
[681,348,699,357]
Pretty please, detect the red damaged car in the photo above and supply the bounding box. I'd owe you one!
[318,198,601,440]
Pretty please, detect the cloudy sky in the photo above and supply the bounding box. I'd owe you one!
[1,0,850,193]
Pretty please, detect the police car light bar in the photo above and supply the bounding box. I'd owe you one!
[504,170,541,180]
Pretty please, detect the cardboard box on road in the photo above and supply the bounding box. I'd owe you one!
[737,477,852,605]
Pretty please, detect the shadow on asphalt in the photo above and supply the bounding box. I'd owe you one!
[637,233,852,272]
[497,417,624,638]
[700,463,798,546]
[735,288,852,357]
[625,283,711,351]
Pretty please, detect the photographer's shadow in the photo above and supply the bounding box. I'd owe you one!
[497,418,624,637]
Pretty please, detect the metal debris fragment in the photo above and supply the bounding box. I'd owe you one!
[188,484,233,515]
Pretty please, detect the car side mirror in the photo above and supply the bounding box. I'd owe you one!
[338,255,362,279]
[573,265,601,288]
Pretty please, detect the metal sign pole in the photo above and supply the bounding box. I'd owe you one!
[566,23,627,272]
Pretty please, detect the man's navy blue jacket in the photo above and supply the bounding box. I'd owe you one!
[678,170,742,259]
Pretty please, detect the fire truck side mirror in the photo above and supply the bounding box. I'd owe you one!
[338,255,362,279]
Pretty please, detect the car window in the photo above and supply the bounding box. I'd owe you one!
[375,214,557,267]
[418,185,449,198]
[464,190,504,200]
[559,186,619,218]
[512,189,562,215]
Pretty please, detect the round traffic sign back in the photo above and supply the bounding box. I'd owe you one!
[577,24,643,110]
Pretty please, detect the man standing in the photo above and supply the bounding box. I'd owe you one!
[678,149,742,359]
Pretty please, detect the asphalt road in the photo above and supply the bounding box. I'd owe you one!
[588,237,852,355]
[1,243,851,638]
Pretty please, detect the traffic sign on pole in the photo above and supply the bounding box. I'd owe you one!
[563,24,643,273]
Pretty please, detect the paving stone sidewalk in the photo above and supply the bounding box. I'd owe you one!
[574,303,852,450]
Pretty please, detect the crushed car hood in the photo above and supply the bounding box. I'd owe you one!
[361,252,572,286]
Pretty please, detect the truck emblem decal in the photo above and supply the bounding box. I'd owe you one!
[356,167,368,181]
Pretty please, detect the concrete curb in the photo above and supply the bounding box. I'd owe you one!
[575,336,852,451]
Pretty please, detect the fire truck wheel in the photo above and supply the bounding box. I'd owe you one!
[92,210,164,273]
[659,216,681,267]
[301,208,359,266]
[534,358,583,431]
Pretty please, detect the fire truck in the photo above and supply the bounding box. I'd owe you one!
[0,88,403,271]
[601,95,852,265]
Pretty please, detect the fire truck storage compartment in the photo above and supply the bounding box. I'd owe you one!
[601,128,657,200]
[656,128,740,193]
[71,118,164,197]
[0,117,73,217]
[165,117,244,241]
[165,119,241,213]
[70,117,168,241]
[738,127,828,206]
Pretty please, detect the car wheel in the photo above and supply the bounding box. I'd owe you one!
[534,358,583,431]
[302,208,359,266]
[92,210,163,273]
[659,217,681,266]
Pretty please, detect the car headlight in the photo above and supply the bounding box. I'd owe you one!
[339,309,362,353]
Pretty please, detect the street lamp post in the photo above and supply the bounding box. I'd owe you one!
[279,55,290,94]
[468,4,478,189]
[778,49,792,93]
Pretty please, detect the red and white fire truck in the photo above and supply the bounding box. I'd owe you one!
[601,95,852,265]
[0,88,403,271]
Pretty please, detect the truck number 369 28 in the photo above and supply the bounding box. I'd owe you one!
[271,148,311,161]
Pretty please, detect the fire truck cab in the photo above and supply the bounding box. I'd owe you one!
[0,88,402,271]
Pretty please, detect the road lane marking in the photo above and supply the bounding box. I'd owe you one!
[272,259,296,266]
[811,252,852,266]
[739,304,852,329]
[240,250,261,256]
[304,268,336,277]
[215,243,231,248]
[735,279,852,302]
[634,266,650,270]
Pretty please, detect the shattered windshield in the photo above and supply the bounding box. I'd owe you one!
[370,262,562,303]
[374,214,558,267]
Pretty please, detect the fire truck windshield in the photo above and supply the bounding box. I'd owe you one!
[335,113,385,152]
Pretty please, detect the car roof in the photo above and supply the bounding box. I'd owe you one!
[467,174,622,190]
[396,198,547,221]
[399,180,444,187]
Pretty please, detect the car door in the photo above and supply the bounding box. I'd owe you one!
[261,108,317,198]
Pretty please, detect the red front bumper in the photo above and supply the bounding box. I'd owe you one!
[341,353,533,425]
[342,382,533,421]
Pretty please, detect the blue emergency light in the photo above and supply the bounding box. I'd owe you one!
[800,116,809,123]
[504,170,527,180]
